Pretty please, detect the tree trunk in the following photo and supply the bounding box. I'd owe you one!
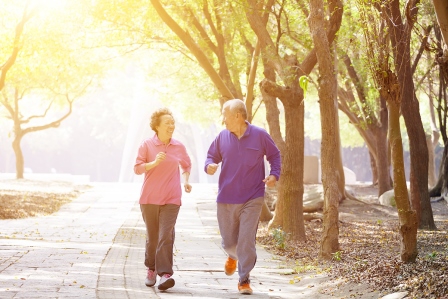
[427,135,437,188]
[308,0,340,259]
[430,24,448,197]
[370,151,378,185]
[430,138,448,198]
[386,0,436,230]
[376,96,393,196]
[333,43,346,200]
[388,100,418,263]
[280,101,305,241]
[432,0,448,50]
[259,78,305,241]
[12,135,24,179]
[427,73,440,188]
[262,62,286,228]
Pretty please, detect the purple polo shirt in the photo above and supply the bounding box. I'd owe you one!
[204,122,281,204]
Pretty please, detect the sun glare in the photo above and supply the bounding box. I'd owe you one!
[33,0,69,12]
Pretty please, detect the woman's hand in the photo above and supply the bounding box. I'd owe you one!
[154,152,166,165]
[184,183,192,193]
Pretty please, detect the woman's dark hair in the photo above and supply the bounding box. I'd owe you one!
[150,108,173,133]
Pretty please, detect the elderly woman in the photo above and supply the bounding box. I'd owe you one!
[134,108,192,291]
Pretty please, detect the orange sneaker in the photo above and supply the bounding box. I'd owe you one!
[224,257,237,276]
[238,279,253,295]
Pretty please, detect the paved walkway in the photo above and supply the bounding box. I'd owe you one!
[0,183,383,299]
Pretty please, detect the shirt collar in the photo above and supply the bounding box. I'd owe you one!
[242,120,252,137]
[151,133,180,146]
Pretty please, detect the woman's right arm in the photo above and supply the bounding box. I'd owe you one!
[135,142,166,175]
[134,142,149,175]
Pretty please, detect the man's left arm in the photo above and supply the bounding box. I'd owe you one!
[264,134,281,183]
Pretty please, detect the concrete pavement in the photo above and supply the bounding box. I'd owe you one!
[0,183,382,298]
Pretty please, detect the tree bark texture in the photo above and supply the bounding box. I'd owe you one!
[308,0,340,259]
[282,102,305,241]
[388,100,418,263]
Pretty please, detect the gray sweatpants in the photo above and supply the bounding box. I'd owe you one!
[140,204,180,277]
[217,196,264,282]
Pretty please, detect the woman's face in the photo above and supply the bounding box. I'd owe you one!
[156,114,175,139]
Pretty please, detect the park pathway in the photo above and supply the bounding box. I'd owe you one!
[0,182,383,299]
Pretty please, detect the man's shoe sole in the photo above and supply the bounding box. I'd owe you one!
[158,278,175,291]
[239,289,253,295]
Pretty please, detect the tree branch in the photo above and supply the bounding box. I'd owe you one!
[411,25,432,75]
[150,0,234,99]
[188,8,218,55]
[299,0,343,76]
[22,94,73,135]
[0,2,37,91]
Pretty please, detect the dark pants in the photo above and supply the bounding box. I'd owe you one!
[140,204,180,276]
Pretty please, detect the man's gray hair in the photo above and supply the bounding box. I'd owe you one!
[223,99,247,120]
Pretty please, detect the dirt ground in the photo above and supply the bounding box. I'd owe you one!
[258,183,448,298]
[0,179,90,219]
[342,183,448,222]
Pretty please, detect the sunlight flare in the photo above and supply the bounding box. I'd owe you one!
[32,0,69,12]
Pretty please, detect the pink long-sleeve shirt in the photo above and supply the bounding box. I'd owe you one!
[134,134,192,205]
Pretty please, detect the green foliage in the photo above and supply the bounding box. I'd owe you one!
[1,0,106,104]
[270,228,288,250]
[425,251,438,260]
[0,0,439,166]
[299,76,309,98]
[332,251,343,262]
[389,196,397,207]
[0,0,116,158]
[293,262,319,274]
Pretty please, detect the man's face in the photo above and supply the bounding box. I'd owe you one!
[222,107,238,133]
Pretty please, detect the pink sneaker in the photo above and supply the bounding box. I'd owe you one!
[145,269,157,287]
[158,274,175,291]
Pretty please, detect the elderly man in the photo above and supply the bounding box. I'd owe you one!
[205,99,281,295]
